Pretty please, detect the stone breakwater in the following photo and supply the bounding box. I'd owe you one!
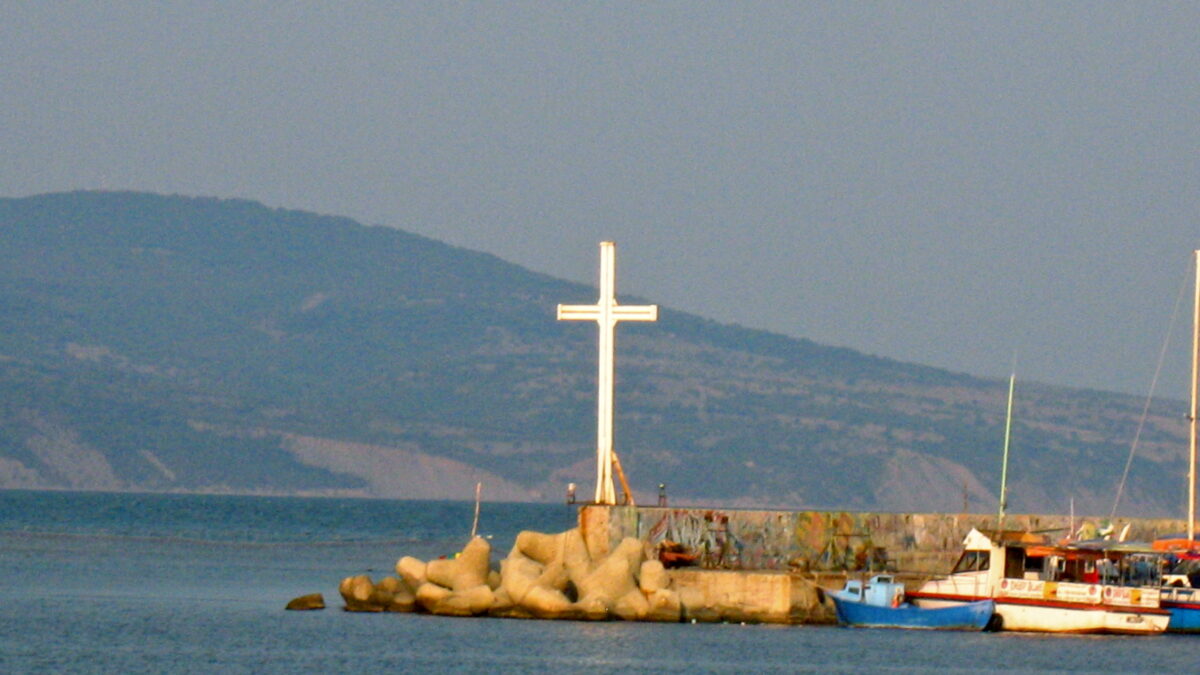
[336,527,831,624]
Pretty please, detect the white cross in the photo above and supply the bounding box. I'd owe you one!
[557,241,658,505]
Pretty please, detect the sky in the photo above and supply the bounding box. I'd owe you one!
[3,2,1199,396]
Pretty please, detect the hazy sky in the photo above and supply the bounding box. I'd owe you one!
[4,3,1199,396]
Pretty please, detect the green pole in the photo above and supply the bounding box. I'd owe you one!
[997,372,1015,533]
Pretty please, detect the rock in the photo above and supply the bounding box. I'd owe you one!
[415,581,453,613]
[487,586,515,612]
[340,575,384,612]
[645,588,683,622]
[613,588,650,621]
[487,587,536,619]
[375,575,416,612]
[576,538,643,611]
[575,593,611,620]
[426,536,491,591]
[500,553,543,604]
[639,559,669,593]
[522,584,574,619]
[285,593,325,611]
[515,530,563,565]
[440,584,495,616]
[395,556,428,590]
[534,558,570,593]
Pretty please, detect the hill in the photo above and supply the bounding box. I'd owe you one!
[0,191,1189,516]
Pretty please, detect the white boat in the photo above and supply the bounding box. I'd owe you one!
[909,528,1169,634]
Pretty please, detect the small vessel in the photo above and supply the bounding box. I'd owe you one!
[906,365,1168,633]
[910,529,1170,634]
[829,574,994,630]
[1156,542,1200,631]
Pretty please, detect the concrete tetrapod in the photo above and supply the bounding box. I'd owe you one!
[337,527,687,622]
[338,573,418,613]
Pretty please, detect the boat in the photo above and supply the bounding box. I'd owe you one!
[828,574,994,630]
[1155,542,1200,631]
[905,362,1170,633]
[909,528,1170,634]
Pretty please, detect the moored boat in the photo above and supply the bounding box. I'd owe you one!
[1154,539,1200,632]
[909,529,1170,634]
[829,574,994,630]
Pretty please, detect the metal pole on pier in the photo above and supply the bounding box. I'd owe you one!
[997,372,1015,533]
[1189,250,1199,544]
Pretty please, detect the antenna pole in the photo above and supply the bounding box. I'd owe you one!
[1190,250,1199,543]
[997,372,1015,532]
[470,482,482,539]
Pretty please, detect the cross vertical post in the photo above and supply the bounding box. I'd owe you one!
[557,241,658,505]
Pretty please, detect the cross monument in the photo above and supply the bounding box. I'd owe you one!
[557,241,658,505]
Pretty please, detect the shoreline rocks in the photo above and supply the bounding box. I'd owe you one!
[285,593,325,611]
[333,527,834,624]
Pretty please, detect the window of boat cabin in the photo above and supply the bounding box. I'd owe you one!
[1118,554,1162,587]
[951,550,990,574]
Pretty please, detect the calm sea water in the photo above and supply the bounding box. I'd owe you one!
[0,490,1195,674]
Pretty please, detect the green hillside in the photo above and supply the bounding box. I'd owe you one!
[0,191,1188,516]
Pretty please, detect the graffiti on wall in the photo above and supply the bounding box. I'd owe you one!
[637,508,891,571]
[625,507,1177,573]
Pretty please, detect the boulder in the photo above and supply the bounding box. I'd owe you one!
[521,583,574,619]
[395,556,428,590]
[374,575,416,612]
[576,537,643,611]
[340,575,384,612]
[534,558,570,593]
[500,553,543,605]
[285,593,325,611]
[426,536,491,592]
[560,528,592,580]
[515,530,563,565]
[487,587,536,619]
[645,588,683,622]
[442,584,496,616]
[639,559,669,593]
[575,593,611,620]
[612,588,650,621]
[415,581,454,613]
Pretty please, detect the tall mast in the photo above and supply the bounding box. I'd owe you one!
[1190,250,1199,543]
[997,372,1016,532]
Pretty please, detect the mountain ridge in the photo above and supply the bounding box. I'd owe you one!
[0,191,1188,517]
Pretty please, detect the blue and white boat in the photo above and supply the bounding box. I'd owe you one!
[1154,542,1200,632]
[829,574,994,630]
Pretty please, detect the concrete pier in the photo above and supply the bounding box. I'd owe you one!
[582,504,1189,575]
[333,505,1188,625]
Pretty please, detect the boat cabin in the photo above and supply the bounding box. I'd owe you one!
[940,528,1163,597]
[841,575,906,608]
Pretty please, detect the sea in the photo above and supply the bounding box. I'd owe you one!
[0,491,1195,674]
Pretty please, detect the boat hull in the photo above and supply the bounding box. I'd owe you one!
[912,593,1169,634]
[1161,587,1200,632]
[830,595,994,630]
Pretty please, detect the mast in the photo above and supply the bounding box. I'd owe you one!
[1190,250,1199,543]
[997,372,1015,532]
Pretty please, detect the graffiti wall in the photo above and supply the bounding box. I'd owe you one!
[595,506,1189,574]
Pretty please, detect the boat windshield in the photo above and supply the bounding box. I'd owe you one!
[951,550,990,574]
